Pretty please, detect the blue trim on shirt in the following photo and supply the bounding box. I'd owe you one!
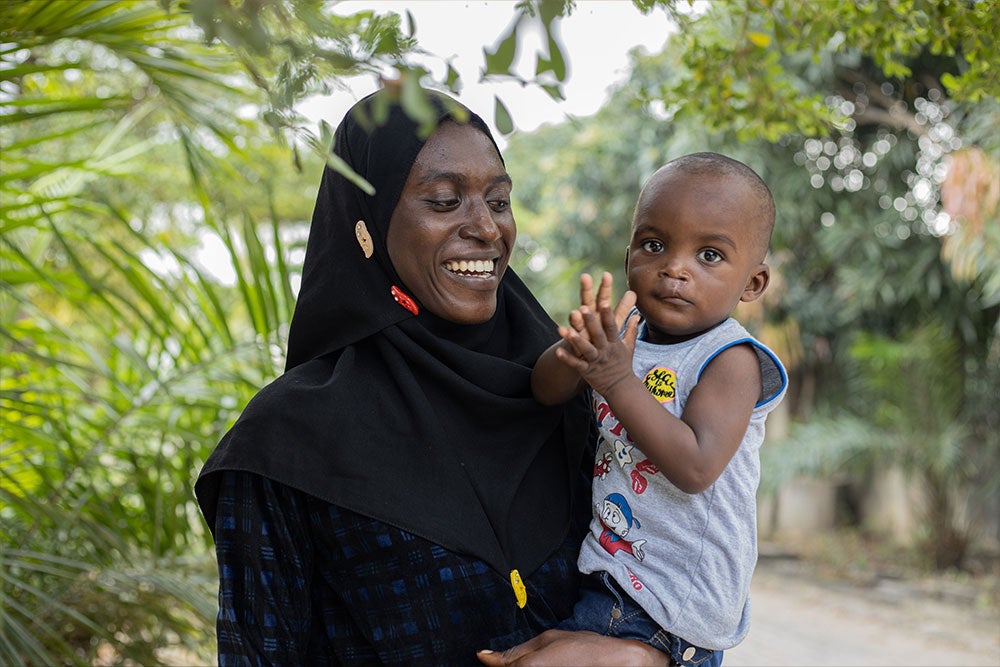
[697,337,788,408]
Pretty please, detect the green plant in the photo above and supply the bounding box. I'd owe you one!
[1,1,304,662]
[763,325,999,570]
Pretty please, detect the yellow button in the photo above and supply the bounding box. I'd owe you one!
[510,569,527,608]
[682,646,696,661]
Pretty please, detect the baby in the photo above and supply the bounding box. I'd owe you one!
[532,152,788,667]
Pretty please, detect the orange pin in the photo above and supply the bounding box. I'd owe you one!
[391,285,419,315]
[355,220,374,258]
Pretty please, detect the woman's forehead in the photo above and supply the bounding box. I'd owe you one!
[410,122,506,177]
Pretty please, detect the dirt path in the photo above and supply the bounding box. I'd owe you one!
[725,554,1000,667]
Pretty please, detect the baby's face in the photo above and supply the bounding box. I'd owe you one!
[625,170,769,345]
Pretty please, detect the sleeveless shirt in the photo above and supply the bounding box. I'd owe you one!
[577,317,787,650]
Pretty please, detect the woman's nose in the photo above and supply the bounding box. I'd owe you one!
[460,199,502,241]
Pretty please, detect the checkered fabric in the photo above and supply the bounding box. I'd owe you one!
[212,470,583,666]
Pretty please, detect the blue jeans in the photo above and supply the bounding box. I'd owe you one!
[558,572,723,667]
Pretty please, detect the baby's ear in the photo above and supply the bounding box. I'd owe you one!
[740,263,770,303]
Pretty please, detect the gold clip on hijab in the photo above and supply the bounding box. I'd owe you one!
[510,569,527,608]
[355,220,374,258]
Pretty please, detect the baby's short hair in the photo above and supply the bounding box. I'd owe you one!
[658,152,776,256]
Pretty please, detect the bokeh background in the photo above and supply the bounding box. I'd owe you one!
[2,1,997,663]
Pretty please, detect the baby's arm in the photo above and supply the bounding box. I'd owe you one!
[531,338,586,405]
[564,302,760,494]
[531,273,636,406]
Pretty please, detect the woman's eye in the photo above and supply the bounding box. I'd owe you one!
[640,240,663,253]
[699,248,723,263]
[429,198,460,209]
[488,199,510,212]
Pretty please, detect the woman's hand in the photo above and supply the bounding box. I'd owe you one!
[477,629,670,667]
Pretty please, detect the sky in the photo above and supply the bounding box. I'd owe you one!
[300,1,677,142]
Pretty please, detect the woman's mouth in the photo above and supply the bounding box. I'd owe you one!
[444,258,495,277]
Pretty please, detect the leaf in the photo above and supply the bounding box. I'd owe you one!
[445,62,461,93]
[539,82,565,101]
[748,32,772,48]
[494,95,514,135]
[483,22,520,76]
[537,33,567,82]
[400,71,439,137]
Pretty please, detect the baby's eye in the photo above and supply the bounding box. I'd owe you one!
[698,248,723,264]
[640,239,663,253]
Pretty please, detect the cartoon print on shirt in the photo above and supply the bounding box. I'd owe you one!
[594,451,614,480]
[613,439,634,467]
[592,414,658,495]
[597,492,646,562]
[629,458,660,495]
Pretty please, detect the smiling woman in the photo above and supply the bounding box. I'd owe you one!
[386,121,515,324]
[193,84,668,665]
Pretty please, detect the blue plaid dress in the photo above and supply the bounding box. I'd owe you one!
[211,470,584,666]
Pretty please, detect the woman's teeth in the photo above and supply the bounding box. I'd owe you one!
[445,259,494,275]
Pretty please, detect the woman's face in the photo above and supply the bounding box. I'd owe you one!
[387,121,515,324]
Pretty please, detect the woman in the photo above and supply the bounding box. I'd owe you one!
[195,85,666,666]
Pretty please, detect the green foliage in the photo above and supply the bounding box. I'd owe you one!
[765,325,998,568]
[643,0,1000,140]
[505,1,999,569]
[481,0,573,107]
[178,0,576,136]
[0,0,317,662]
[3,2,1000,663]
[182,0,417,135]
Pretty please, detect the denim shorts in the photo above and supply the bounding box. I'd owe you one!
[557,572,722,667]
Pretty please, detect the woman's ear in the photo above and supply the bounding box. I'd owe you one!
[740,263,770,303]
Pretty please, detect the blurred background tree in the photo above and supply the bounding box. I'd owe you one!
[1,1,419,663]
[1,0,997,663]
[504,0,999,573]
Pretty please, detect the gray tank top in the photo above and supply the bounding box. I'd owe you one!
[577,317,787,650]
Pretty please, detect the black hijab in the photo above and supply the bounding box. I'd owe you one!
[195,87,591,579]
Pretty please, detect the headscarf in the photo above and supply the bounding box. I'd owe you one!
[195,87,592,578]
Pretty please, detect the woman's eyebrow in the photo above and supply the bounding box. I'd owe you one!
[418,171,512,187]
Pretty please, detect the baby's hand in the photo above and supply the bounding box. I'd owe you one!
[561,272,638,351]
[554,287,637,397]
